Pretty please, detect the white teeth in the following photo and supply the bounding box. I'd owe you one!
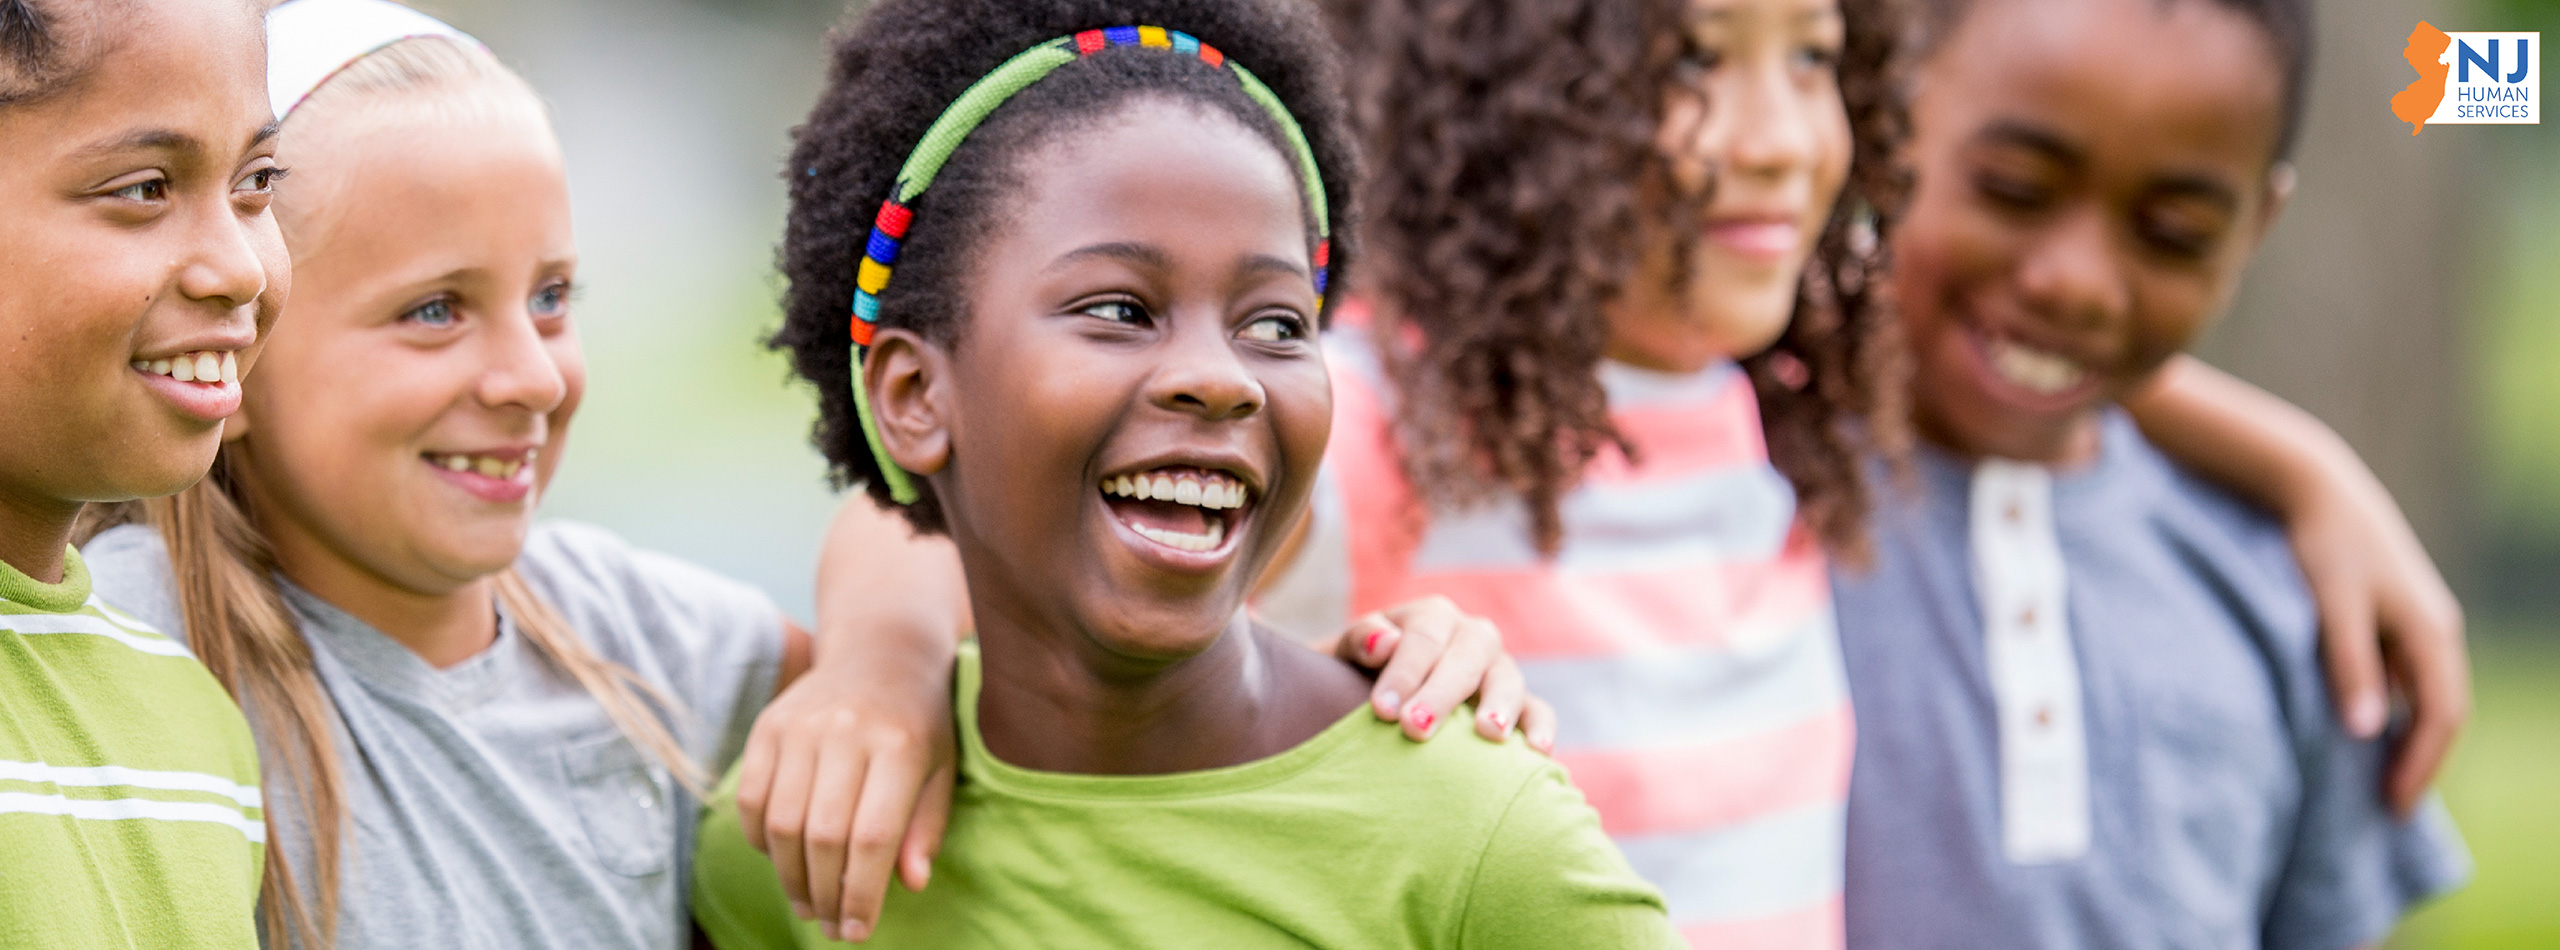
[428,453,533,480]
[135,351,237,384]
[1988,338,2088,395]
[1100,469,1251,511]
[1130,518,1227,553]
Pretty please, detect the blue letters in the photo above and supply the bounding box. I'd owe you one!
[2459,39,2498,84]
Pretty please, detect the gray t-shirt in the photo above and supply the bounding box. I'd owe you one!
[84,520,787,950]
[1833,411,2469,950]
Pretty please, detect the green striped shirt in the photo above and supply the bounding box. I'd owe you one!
[1,546,264,949]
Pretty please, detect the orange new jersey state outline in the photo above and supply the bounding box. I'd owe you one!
[2392,22,2454,134]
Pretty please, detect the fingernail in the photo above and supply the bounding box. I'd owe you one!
[1375,690,1402,720]
[1484,710,1509,736]
[841,920,872,943]
[2351,693,2388,737]
[1363,629,1385,656]
[1409,704,1438,737]
[792,901,814,920]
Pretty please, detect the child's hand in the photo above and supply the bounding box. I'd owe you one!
[2131,357,2470,816]
[2285,461,2470,817]
[1335,595,1557,752]
[733,637,957,945]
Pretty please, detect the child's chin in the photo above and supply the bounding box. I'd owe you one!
[89,439,227,503]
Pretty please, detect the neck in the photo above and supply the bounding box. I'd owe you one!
[973,601,1366,776]
[0,484,84,586]
[266,533,500,669]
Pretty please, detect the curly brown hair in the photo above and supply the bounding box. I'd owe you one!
[770,0,1359,535]
[1322,0,1911,561]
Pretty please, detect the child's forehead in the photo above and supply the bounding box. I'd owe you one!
[1926,0,2286,175]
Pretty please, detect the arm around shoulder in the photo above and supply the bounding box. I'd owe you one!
[1457,766,1681,950]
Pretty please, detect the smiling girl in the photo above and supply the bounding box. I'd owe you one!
[689,0,1678,946]
[0,0,281,946]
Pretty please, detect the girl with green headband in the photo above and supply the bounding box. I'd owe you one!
[690,0,1678,946]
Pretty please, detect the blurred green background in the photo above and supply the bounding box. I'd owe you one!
[417,0,2557,942]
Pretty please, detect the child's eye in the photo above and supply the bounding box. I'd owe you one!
[402,298,459,328]
[110,177,169,202]
[530,282,573,317]
[1078,299,1151,326]
[1238,312,1307,343]
[1795,43,1842,72]
[235,166,289,195]
[1973,169,2055,212]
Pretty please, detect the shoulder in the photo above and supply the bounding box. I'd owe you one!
[77,523,190,650]
[516,520,778,618]
[2092,413,2314,634]
[512,520,785,668]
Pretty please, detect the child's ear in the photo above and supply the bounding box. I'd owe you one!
[863,329,953,478]
[2254,162,2297,237]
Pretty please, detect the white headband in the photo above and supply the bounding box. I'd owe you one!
[266,0,484,120]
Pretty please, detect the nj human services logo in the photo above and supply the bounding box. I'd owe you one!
[2391,24,2539,134]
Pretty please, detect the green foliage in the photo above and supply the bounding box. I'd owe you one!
[2392,630,2560,947]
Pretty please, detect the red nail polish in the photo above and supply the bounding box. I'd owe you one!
[1362,629,1384,656]
[1411,706,1436,735]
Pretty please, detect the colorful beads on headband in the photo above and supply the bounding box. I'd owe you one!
[845,25,1332,505]
[847,27,1244,355]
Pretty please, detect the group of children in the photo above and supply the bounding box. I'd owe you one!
[0,0,2475,947]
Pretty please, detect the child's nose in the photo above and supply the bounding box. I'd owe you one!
[1147,320,1264,422]
[2012,209,2131,333]
[476,309,570,414]
[175,204,273,318]
[1720,62,1819,181]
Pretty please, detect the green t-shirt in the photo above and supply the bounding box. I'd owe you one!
[694,641,1677,950]
[0,546,265,949]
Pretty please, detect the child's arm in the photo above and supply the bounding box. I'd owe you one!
[734,497,963,944]
[2124,355,2469,815]
[737,496,1550,943]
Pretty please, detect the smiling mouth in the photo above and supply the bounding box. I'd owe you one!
[424,451,532,481]
[131,351,239,385]
[1098,466,1250,554]
[1982,334,2091,396]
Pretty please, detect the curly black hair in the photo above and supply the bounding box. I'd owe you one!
[770,0,1359,534]
[0,0,68,107]
[1918,0,2311,161]
[1322,0,1911,561]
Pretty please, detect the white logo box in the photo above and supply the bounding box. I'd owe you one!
[2430,31,2540,125]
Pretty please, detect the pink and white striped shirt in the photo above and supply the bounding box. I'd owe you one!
[1258,327,1851,949]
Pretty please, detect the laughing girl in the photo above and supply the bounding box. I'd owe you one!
[690,0,1678,946]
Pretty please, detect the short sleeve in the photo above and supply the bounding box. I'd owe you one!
[518,522,789,779]
[2261,721,2471,950]
[78,524,190,650]
[1459,765,1682,950]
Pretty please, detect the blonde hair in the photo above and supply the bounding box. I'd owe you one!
[85,35,699,950]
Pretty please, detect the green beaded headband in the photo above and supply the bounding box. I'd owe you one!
[847,25,1334,504]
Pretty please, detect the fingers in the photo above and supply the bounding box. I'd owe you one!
[1470,654,1527,741]
[800,730,870,941]
[2382,590,2470,816]
[899,765,956,893]
[734,719,783,854]
[1363,599,1458,728]
[1400,617,1501,742]
[828,743,929,944]
[1519,696,1558,755]
[755,722,826,920]
[1336,613,1399,669]
[2312,574,2389,740]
